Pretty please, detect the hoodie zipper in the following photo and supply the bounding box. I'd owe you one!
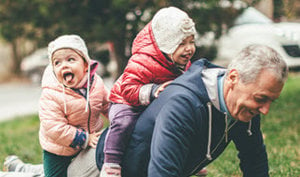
[190,106,238,175]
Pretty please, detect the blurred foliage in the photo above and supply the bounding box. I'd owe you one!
[274,0,285,21]
[281,0,299,19]
[192,46,218,62]
[0,0,254,77]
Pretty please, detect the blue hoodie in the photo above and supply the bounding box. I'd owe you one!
[96,59,269,177]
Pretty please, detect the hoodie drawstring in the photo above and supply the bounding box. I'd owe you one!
[85,65,90,112]
[204,102,253,163]
[206,102,212,161]
[224,113,228,143]
[247,120,252,136]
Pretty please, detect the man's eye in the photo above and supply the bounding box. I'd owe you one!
[254,97,266,103]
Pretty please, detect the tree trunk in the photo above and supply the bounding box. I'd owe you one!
[112,32,128,79]
[114,40,127,78]
[11,40,22,76]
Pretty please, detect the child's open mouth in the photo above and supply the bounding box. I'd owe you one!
[63,72,74,83]
[181,54,191,61]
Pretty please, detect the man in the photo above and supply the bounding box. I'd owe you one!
[96,44,288,177]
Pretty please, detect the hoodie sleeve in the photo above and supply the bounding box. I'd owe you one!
[232,116,269,177]
[148,94,198,177]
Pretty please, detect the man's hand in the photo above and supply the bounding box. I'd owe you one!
[154,80,172,98]
[88,131,102,148]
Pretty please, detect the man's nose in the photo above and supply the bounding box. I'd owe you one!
[259,102,271,115]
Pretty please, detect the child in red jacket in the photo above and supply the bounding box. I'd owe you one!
[101,6,200,177]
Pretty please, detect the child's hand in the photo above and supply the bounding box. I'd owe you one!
[88,131,102,148]
[154,80,172,98]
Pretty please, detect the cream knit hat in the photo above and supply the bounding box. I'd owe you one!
[151,6,196,54]
[48,34,91,64]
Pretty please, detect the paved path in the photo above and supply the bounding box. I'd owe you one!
[0,82,41,122]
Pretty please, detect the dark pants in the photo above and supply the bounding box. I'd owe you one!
[103,103,141,165]
[43,150,75,177]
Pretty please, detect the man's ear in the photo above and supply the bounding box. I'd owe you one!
[227,69,239,85]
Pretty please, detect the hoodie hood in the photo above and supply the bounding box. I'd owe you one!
[201,67,227,111]
[171,59,223,104]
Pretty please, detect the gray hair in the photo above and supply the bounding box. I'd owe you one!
[227,44,288,84]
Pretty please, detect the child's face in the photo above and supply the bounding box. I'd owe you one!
[52,48,88,88]
[168,35,195,66]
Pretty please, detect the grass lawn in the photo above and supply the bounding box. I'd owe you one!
[0,74,299,176]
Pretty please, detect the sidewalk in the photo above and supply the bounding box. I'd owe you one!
[0,82,41,122]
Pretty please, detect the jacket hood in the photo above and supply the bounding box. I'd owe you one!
[131,22,183,69]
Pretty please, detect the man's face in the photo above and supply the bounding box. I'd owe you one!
[225,69,284,122]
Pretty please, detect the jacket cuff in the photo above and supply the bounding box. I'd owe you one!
[69,128,87,149]
[150,84,160,102]
[82,132,89,149]
[139,84,154,106]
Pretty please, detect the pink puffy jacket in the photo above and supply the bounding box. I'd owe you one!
[110,22,191,106]
[39,64,109,156]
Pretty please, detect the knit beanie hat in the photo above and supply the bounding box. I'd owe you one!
[48,34,91,64]
[151,6,196,54]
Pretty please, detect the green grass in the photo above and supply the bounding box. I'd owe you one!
[0,74,299,176]
[0,114,42,168]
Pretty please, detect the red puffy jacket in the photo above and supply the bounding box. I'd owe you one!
[110,22,191,106]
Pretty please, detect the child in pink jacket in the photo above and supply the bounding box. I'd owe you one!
[39,34,109,177]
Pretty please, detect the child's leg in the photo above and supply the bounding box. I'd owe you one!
[103,104,140,165]
[43,150,73,177]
